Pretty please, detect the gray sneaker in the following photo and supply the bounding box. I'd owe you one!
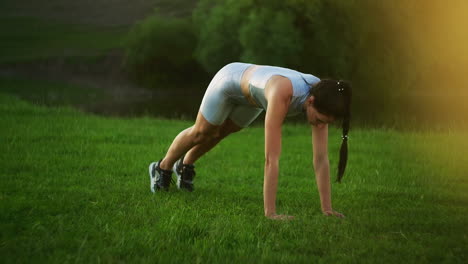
[149,160,173,192]
[173,156,195,192]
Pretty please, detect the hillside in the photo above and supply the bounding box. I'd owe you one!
[0,0,198,26]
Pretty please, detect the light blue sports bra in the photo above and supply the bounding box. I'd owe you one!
[248,65,320,116]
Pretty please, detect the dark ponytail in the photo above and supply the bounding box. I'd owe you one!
[336,81,351,183]
[307,79,352,183]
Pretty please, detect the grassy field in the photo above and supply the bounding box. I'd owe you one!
[1,93,467,263]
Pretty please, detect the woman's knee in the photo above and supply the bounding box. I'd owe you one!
[189,112,221,144]
[191,128,219,144]
[219,119,243,138]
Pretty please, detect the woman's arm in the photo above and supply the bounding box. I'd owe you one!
[312,124,344,218]
[312,124,332,211]
[263,76,292,218]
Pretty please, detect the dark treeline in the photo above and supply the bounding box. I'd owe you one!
[124,0,468,129]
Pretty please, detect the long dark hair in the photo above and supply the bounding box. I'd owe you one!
[308,79,352,183]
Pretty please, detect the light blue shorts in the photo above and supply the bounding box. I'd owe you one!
[199,63,264,127]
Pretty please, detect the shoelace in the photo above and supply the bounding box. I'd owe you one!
[161,171,175,187]
[156,165,174,187]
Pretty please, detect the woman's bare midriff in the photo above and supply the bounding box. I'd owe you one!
[240,65,260,107]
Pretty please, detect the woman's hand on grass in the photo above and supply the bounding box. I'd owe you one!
[323,210,345,218]
[266,214,295,220]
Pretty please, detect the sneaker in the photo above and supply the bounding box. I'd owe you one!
[149,160,173,192]
[173,156,196,192]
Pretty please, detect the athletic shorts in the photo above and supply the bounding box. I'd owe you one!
[199,62,264,127]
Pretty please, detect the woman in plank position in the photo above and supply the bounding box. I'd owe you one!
[149,62,351,220]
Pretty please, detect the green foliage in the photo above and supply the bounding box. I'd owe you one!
[123,14,198,86]
[239,7,303,67]
[302,0,356,77]
[192,0,356,74]
[193,0,250,73]
[193,0,304,71]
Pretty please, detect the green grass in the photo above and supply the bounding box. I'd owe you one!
[0,17,127,63]
[0,93,467,263]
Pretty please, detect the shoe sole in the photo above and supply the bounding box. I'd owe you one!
[149,162,158,193]
[173,156,194,192]
[173,158,182,189]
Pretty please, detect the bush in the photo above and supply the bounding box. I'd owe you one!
[239,7,303,67]
[193,0,306,73]
[123,14,199,86]
[193,0,250,73]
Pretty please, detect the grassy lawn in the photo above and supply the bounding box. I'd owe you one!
[0,93,467,263]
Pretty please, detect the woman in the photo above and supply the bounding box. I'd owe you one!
[149,62,351,220]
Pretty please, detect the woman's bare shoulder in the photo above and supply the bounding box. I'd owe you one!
[265,75,293,99]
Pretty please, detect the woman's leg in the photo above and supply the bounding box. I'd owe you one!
[159,63,255,170]
[182,104,262,165]
[159,112,220,171]
[183,118,242,165]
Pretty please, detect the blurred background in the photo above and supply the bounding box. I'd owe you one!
[1,0,467,130]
